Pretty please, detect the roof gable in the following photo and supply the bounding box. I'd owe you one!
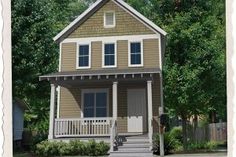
[54,0,167,43]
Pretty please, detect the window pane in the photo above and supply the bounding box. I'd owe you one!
[79,56,89,67]
[105,55,115,66]
[96,93,107,107]
[84,93,94,108]
[106,12,114,26]
[105,44,114,55]
[84,108,94,117]
[79,45,89,55]
[96,108,107,117]
[131,54,141,64]
[131,42,141,54]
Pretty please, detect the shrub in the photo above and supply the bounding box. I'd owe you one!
[187,141,218,151]
[169,127,183,143]
[35,139,109,157]
[153,132,181,155]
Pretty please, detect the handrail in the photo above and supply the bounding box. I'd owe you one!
[54,117,113,137]
[110,119,117,152]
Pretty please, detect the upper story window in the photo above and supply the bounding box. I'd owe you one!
[77,43,91,69]
[129,41,143,67]
[104,11,115,28]
[103,42,116,68]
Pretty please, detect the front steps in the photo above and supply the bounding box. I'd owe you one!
[109,134,153,157]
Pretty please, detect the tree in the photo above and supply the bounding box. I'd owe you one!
[126,0,226,149]
[12,0,89,132]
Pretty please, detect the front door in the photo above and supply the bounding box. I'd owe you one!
[127,89,147,133]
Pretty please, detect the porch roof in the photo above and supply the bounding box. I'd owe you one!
[39,68,161,81]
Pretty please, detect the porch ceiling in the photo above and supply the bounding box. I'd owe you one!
[39,68,161,84]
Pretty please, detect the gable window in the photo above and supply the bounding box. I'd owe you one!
[103,42,116,67]
[129,41,143,67]
[82,89,108,118]
[104,11,115,28]
[77,43,91,69]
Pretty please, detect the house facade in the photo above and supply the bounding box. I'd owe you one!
[40,0,167,154]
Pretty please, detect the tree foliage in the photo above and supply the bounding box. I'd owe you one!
[12,0,88,132]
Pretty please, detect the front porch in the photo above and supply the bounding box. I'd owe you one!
[39,68,163,151]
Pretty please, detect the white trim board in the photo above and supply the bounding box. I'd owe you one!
[53,0,167,42]
[62,34,159,43]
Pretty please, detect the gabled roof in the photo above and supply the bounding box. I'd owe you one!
[53,0,167,43]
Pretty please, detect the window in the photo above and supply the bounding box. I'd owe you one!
[103,43,116,67]
[82,89,108,118]
[77,44,90,69]
[129,41,143,66]
[104,11,115,28]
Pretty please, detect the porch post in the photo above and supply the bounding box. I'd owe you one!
[147,80,153,149]
[112,82,118,120]
[48,84,56,140]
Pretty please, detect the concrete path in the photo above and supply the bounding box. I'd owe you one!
[163,152,227,157]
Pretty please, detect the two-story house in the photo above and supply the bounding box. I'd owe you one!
[40,0,167,155]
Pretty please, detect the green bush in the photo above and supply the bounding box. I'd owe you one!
[169,127,183,143]
[153,132,181,155]
[187,141,218,151]
[35,140,109,157]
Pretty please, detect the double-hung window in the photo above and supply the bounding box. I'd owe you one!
[129,41,143,67]
[103,43,116,67]
[82,89,108,118]
[77,43,91,69]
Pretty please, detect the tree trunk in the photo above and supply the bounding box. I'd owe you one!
[182,117,188,151]
[193,114,198,141]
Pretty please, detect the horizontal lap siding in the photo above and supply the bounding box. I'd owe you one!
[61,43,76,71]
[152,75,161,133]
[143,39,159,68]
[68,1,154,38]
[61,39,159,71]
[59,84,112,118]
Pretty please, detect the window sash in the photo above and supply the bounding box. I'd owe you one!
[78,44,90,68]
[130,42,142,65]
[83,92,107,118]
[104,43,115,66]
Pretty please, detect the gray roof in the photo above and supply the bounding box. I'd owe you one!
[39,68,161,81]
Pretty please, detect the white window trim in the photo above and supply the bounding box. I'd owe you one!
[104,11,116,28]
[102,41,117,68]
[81,88,109,118]
[76,42,91,69]
[128,40,144,67]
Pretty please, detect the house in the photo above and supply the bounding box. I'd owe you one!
[39,0,167,155]
[13,98,28,146]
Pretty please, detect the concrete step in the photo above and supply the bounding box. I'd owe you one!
[121,142,150,148]
[125,138,149,143]
[109,151,153,157]
[118,147,150,151]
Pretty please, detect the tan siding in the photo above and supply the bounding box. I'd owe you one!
[61,39,160,71]
[60,87,81,118]
[61,43,76,71]
[91,41,102,70]
[152,74,161,133]
[59,84,112,118]
[68,1,154,38]
[143,39,159,68]
[117,40,128,69]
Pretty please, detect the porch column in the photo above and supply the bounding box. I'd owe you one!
[112,82,118,120]
[147,80,153,148]
[48,84,57,140]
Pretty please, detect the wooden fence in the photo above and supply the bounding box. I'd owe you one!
[186,122,227,142]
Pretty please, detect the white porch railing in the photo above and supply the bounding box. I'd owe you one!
[110,120,117,152]
[54,118,113,137]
